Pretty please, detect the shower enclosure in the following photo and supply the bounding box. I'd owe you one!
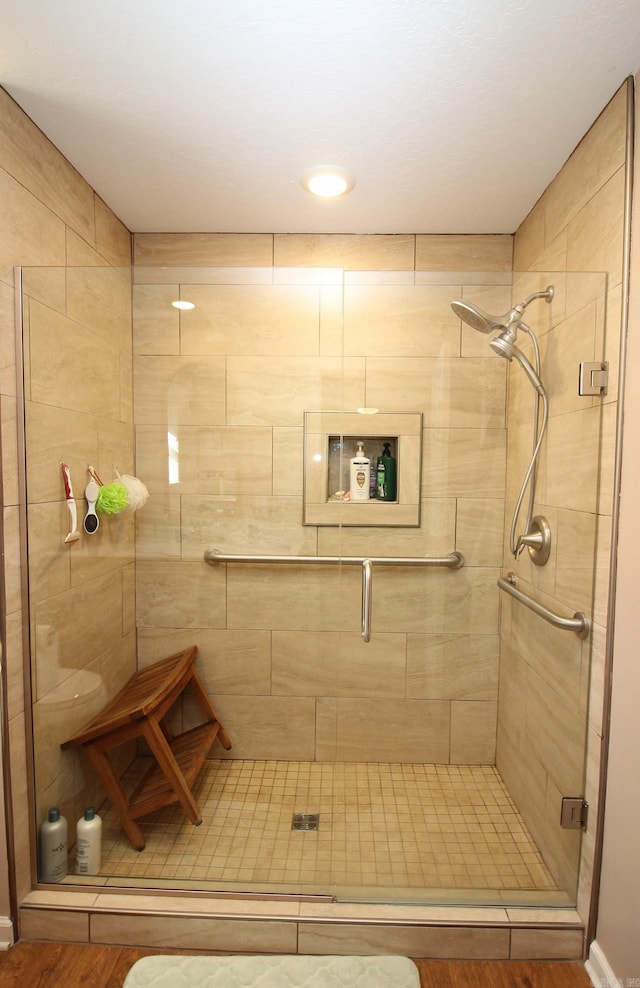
[17,255,606,908]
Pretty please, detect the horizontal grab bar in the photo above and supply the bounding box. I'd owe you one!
[497,573,590,639]
[204,548,465,568]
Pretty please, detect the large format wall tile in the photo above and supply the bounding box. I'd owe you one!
[538,406,600,514]
[274,233,415,270]
[135,425,273,495]
[136,560,227,629]
[365,356,507,428]
[227,567,344,633]
[0,88,95,245]
[181,495,318,558]
[94,196,131,267]
[450,701,497,764]
[271,631,340,696]
[180,284,321,356]
[67,266,132,351]
[566,168,625,283]
[29,301,122,419]
[344,285,459,357]
[317,498,456,558]
[543,84,627,247]
[25,402,99,502]
[406,634,499,701]
[33,570,124,699]
[415,234,513,272]
[0,169,66,283]
[226,355,365,426]
[456,498,505,568]
[334,698,450,762]
[422,428,506,498]
[133,283,181,354]
[367,566,500,635]
[335,633,408,698]
[134,233,273,268]
[134,355,226,426]
[209,695,317,760]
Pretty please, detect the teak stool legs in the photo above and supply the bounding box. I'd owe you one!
[62,647,231,851]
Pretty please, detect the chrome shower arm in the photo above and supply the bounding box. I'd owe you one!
[522,285,554,308]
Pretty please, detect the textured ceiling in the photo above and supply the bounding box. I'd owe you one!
[1,0,640,234]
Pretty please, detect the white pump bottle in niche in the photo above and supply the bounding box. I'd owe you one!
[350,441,370,501]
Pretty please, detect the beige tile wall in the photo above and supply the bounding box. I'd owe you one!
[501,83,629,904]
[0,85,133,902]
[132,233,513,766]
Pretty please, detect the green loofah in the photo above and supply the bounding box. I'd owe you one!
[96,481,129,516]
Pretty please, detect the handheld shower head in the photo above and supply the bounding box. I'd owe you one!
[451,286,554,335]
[452,286,553,564]
[450,299,497,334]
[490,333,546,396]
[450,299,523,334]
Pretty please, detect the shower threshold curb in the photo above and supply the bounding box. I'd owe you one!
[19,889,586,961]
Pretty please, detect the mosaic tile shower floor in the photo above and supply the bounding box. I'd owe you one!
[89,760,563,901]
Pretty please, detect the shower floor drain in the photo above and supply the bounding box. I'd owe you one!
[292,813,319,831]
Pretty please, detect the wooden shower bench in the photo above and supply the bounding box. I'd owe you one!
[61,645,231,850]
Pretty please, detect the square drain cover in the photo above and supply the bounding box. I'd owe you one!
[292,813,319,831]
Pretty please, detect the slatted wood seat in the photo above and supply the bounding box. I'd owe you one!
[61,646,231,850]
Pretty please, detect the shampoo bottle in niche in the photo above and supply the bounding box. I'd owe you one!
[350,441,370,501]
[76,806,102,875]
[39,807,68,883]
[376,442,397,501]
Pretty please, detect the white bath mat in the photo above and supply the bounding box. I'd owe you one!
[122,953,421,987]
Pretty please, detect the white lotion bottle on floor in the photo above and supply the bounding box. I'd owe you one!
[350,441,370,501]
[76,806,102,875]
[40,807,68,882]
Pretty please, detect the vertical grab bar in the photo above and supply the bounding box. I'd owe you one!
[362,559,373,642]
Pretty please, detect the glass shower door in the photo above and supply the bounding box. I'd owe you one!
[493,269,608,904]
[19,260,607,907]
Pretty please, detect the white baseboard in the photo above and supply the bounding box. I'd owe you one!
[585,940,621,987]
[0,916,13,950]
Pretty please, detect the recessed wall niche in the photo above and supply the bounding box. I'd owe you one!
[303,411,422,526]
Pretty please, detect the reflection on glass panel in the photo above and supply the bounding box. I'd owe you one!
[167,431,180,485]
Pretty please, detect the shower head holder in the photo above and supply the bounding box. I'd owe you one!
[515,515,551,566]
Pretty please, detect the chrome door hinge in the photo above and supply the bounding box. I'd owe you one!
[561,796,589,830]
[579,361,608,396]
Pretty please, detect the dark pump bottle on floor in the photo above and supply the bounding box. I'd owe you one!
[376,442,397,501]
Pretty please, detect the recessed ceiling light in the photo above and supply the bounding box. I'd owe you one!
[171,300,195,310]
[301,166,355,199]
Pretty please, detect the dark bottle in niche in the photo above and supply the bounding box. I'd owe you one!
[375,442,397,501]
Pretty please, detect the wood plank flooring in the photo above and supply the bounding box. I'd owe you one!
[0,941,592,987]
